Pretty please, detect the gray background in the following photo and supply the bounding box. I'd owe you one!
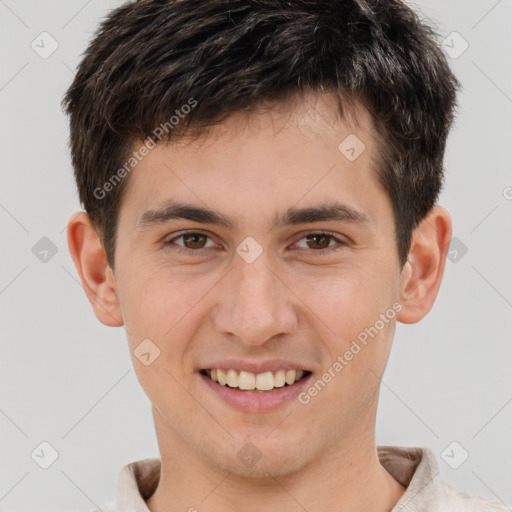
[1,0,511,510]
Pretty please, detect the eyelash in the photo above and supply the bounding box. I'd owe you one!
[163,230,348,256]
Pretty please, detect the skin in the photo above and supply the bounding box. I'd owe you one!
[67,91,451,512]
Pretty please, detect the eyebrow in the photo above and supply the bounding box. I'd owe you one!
[136,200,370,231]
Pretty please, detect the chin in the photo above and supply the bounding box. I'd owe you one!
[206,440,309,480]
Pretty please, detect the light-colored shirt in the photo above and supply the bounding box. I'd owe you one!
[93,445,509,511]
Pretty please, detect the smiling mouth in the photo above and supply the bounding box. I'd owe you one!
[200,368,312,392]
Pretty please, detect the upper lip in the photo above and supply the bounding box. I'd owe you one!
[199,359,311,374]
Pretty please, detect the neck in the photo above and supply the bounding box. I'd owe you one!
[145,409,406,512]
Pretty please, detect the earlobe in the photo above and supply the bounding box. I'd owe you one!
[66,212,124,327]
[396,206,452,324]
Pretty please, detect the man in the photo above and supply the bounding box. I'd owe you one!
[62,0,508,510]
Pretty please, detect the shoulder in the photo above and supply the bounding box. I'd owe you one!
[378,445,509,512]
[438,480,509,511]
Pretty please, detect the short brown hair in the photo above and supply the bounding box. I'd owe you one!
[62,0,460,269]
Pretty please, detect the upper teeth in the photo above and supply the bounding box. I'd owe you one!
[207,369,305,391]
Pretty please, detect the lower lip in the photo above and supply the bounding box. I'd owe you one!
[199,372,312,412]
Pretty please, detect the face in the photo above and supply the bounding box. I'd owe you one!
[112,92,404,478]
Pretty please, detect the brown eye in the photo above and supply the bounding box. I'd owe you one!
[164,231,216,253]
[304,234,332,250]
[294,232,347,255]
[181,232,208,249]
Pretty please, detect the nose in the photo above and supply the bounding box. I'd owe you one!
[212,251,298,347]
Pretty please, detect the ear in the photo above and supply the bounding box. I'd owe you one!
[396,206,452,324]
[66,212,123,327]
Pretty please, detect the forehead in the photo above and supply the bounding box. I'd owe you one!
[166,91,377,155]
[117,91,387,227]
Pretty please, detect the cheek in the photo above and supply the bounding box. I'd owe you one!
[118,268,205,399]
[303,263,395,335]
[118,263,219,352]
[299,260,399,400]
[117,243,399,354]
